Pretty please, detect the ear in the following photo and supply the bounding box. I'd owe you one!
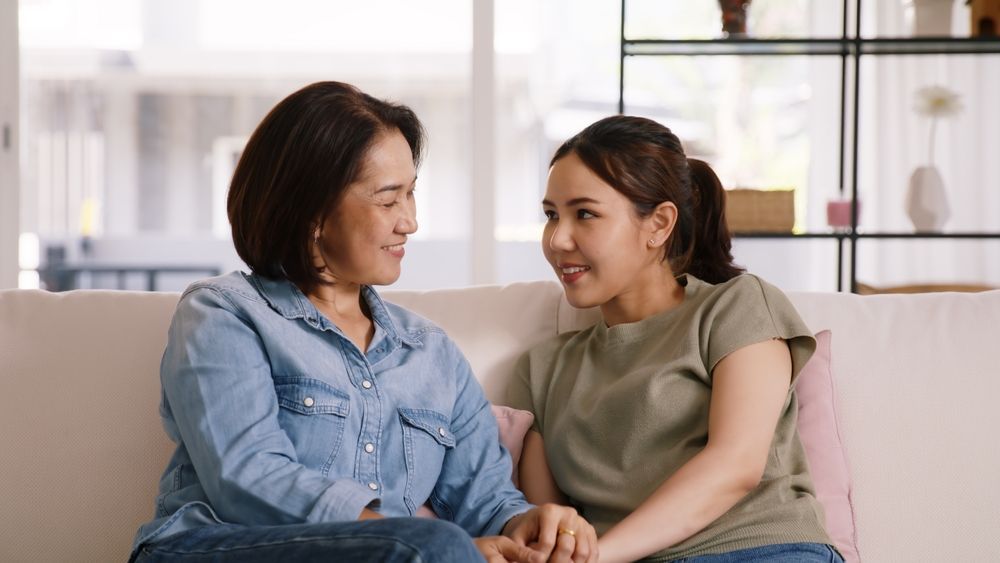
[646,201,678,248]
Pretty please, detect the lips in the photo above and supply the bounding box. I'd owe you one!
[557,263,591,284]
[383,242,406,258]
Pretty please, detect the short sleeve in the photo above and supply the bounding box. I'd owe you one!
[506,352,543,434]
[704,275,816,384]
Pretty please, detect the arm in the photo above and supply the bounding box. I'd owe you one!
[518,430,569,506]
[597,338,793,563]
[429,342,534,537]
[162,288,379,525]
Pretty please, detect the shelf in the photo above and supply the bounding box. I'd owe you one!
[860,37,1000,55]
[619,0,999,292]
[850,232,1000,239]
[733,232,845,238]
[623,37,1000,57]
[733,232,1000,240]
[624,39,846,57]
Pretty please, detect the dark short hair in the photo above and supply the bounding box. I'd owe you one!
[228,81,424,291]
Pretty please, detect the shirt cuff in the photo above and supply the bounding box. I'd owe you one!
[306,479,381,523]
[483,501,535,537]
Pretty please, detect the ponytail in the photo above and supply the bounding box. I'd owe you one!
[673,158,743,284]
[551,115,744,285]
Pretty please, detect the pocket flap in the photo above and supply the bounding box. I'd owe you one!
[274,377,350,416]
[398,408,456,448]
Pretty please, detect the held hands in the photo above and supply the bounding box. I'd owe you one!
[501,503,599,563]
[474,536,547,563]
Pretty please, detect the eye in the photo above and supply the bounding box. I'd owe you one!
[577,209,596,219]
[406,188,416,199]
[543,209,557,221]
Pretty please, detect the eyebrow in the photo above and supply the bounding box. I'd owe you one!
[541,197,601,207]
[374,177,418,195]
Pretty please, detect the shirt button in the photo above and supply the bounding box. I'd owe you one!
[438,427,447,437]
[368,482,378,491]
[303,397,315,407]
[364,443,375,453]
[362,380,372,389]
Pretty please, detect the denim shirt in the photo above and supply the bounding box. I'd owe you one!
[132,272,531,552]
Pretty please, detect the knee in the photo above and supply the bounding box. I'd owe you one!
[393,518,481,562]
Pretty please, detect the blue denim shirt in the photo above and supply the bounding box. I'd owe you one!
[132,272,531,551]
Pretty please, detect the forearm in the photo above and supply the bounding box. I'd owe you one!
[597,447,759,563]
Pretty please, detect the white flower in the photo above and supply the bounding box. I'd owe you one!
[914,86,963,118]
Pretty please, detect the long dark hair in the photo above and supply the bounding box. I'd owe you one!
[550,115,743,284]
[228,81,425,291]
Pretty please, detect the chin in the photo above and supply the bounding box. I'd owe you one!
[562,287,603,310]
[370,269,401,286]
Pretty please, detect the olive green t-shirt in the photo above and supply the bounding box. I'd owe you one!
[507,274,832,561]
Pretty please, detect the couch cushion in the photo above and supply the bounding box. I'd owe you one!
[0,289,180,563]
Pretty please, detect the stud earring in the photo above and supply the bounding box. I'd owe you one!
[649,239,656,246]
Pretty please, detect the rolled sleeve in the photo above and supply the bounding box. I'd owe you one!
[306,479,380,523]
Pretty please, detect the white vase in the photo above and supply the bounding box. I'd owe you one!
[905,165,950,232]
[908,0,955,36]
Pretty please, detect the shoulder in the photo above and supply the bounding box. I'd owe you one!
[180,271,265,307]
[378,298,448,343]
[694,273,790,315]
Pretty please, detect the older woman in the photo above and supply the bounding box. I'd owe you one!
[130,82,595,563]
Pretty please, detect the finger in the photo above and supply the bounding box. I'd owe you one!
[533,508,560,557]
[506,514,534,546]
[567,518,594,563]
[571,526,590,563]
[585,523,599,563]
[496,536,545,563]
[474,538,509,563]
[550,530,576,563]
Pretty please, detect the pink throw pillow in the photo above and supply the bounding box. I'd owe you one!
[491,404,535,487]
[416,404,535,518]
[795,330,860,563]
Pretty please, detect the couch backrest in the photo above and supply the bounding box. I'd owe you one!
[2,284,999,562]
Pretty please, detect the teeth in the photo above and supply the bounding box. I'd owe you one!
[561,266,589,274]
[384,244,404,251]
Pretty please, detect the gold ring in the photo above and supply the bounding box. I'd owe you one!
[557,528,576,537]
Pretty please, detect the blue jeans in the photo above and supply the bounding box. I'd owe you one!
[673,542,843,562]
[131,517,486,563]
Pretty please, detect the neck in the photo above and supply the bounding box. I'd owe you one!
[600,264,685,327]
[305,279,367,322]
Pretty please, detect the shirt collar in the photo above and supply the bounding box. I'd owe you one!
[247,272,420,348]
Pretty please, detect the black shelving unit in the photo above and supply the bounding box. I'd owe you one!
[618,0,1000,292]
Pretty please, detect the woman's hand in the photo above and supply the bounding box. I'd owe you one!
[474,536,546,563]
[503,504,598,563]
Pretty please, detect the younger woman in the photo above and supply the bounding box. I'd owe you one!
[509,115,842,562]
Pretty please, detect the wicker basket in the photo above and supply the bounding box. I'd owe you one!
[724,188,795,233]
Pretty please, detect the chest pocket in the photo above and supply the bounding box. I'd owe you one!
[274,377,350,475]
[398,407,455,514]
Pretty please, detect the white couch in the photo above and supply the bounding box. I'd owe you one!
[1,282,998,562]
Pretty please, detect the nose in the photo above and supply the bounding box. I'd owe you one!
[397,197,418,235]
[546,219,575,252]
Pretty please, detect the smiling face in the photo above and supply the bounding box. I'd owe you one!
[317,129,417,286]
[543,151,673,311]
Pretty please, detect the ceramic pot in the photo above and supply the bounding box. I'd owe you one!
[905,165,950,231]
